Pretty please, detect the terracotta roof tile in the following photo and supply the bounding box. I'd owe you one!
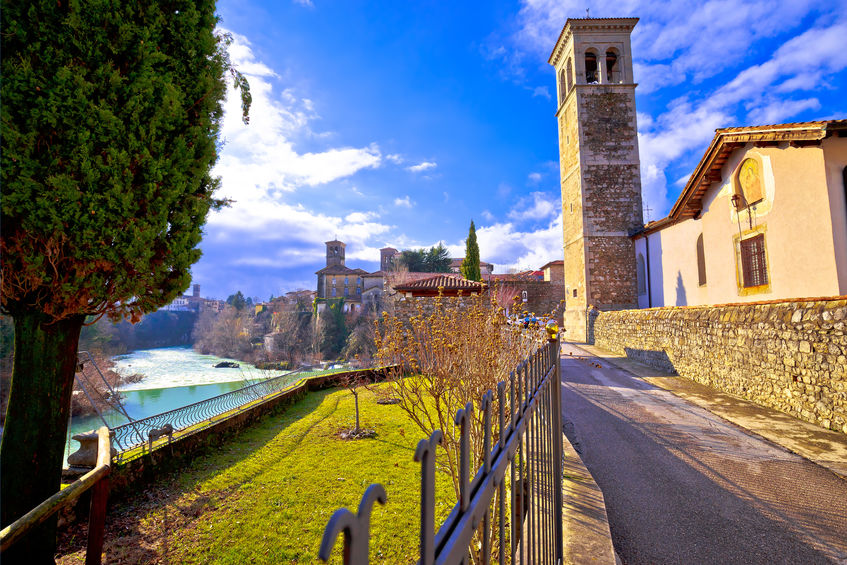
[393,274,487,292]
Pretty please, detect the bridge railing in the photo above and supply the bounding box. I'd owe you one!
[319,336,563,564]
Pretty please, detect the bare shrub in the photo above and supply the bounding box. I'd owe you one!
[375,291,544,496]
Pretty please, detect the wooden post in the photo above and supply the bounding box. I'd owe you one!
[85,427,111,565]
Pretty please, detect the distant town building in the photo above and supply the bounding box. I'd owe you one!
[449,258,494,277]
[315,240,368,313]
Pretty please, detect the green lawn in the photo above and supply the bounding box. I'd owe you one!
[57,384,455,564]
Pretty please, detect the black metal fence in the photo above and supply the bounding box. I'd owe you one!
[319,337,563,564]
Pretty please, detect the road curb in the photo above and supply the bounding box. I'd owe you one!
[561,426,617,564]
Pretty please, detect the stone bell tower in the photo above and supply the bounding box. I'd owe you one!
[325,239,346,268]
[549,17,643,342]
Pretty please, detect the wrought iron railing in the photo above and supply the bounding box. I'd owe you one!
[109,368,340,459]
[320,337,563,564]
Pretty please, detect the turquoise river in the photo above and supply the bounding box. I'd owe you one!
[65,346,295,462]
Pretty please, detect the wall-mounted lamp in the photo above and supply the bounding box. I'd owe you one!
[731,192,755,236]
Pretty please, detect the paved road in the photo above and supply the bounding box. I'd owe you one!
[560,343,847,565]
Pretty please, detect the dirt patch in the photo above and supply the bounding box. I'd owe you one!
[336,427,377,440]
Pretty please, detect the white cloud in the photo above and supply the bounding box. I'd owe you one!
[345,211,380,223]
[532,86,551,99]
[634,17,847,217]
[394,196,414,208]
[407,161,437,173]
[747,98,821,126]
[508,191,559,221]
[204,30,392,273]
[528,172,543,183]
[208,199,391,265]
[447,217,564,272]
[481,210,496,222]
[386,154,404,164]
[213,30,382,204]
[509,0,826,90]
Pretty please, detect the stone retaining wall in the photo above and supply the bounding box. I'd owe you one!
[592,297,847,434]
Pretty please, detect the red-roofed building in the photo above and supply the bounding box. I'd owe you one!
[392,274,487,298]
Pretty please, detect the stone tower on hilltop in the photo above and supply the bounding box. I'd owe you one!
[325,240,346,267]
[549,17,644,342]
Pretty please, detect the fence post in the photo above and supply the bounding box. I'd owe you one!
[85,427,112,565]
[549,336,563,561]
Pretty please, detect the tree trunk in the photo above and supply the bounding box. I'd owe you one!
[354,391,360,433]
[1,312,84,563]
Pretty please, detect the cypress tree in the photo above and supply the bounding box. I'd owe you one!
[0,2,249,558]
[461,220,482,282]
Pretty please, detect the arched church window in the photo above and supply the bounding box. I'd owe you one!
[566,58,573,92]
[584,50,598,83]
[605,48,620,83]
[696,234,707,286]
[636,253,646,295]
[558,68,567,105]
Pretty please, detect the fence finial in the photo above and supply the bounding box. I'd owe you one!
[455,402,473,511]
[319,483,387,564]
[415,431,443,565]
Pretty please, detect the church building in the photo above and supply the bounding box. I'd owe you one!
[549,17,847,339]
[635,121,847,308]
[634,120,847,308]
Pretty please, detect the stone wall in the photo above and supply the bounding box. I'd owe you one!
[498,280,565,316]
[592,298,847,434]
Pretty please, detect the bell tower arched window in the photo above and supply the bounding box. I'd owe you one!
[558,68,567,105]
[584,50,598,83]
[566,58,573,92]
[605,48,620,83]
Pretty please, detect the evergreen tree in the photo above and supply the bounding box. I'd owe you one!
[0,2,249,557]
[425,243,452,273]
[227,291,248,311]
[461,220,482,281]
[400,243,451,273]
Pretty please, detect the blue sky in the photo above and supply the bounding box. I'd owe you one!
[193,0,847,301]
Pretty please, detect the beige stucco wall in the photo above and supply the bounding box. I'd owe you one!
[640,139,844,306]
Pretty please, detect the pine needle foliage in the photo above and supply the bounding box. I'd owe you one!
[1,1,249,323]
[0,2,249,556]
